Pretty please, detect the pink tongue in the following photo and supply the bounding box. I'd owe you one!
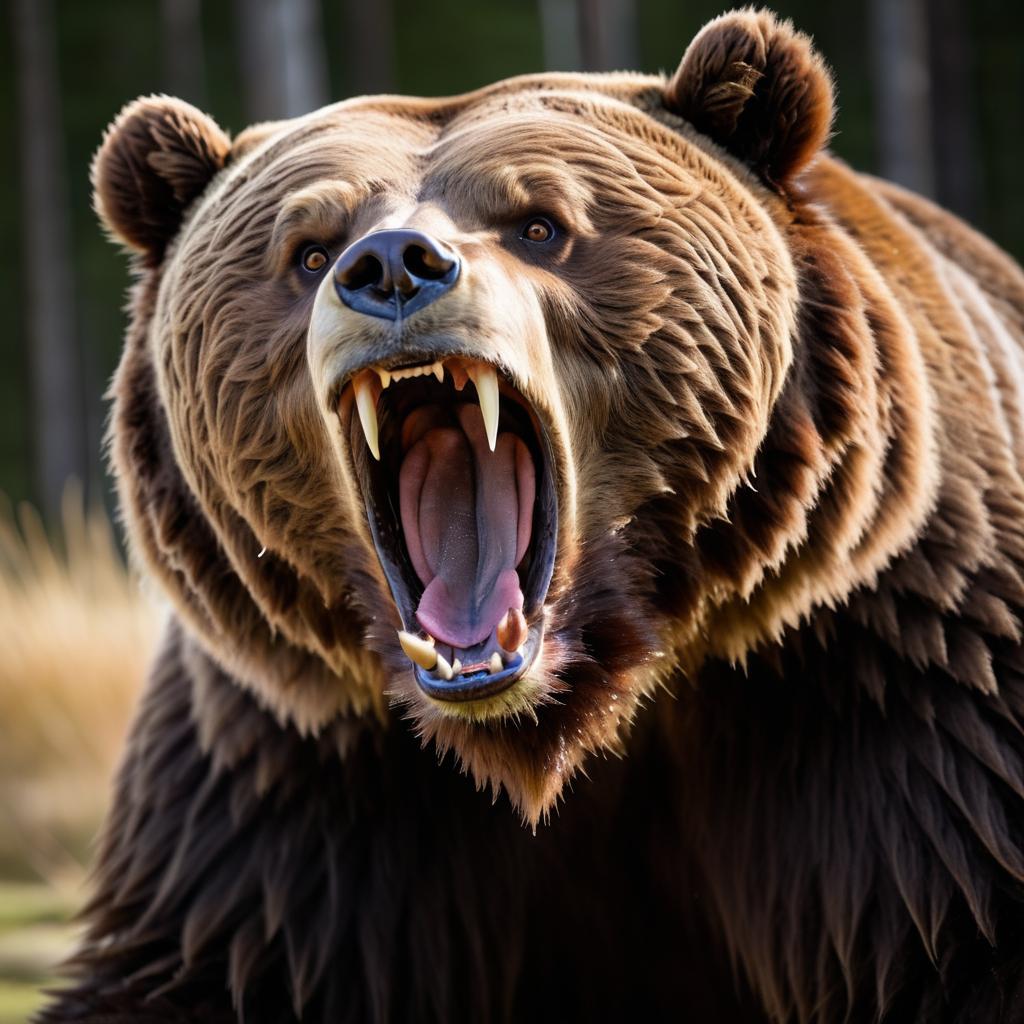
[400,403,534,648]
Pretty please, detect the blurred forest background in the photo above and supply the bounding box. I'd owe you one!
[0,0,1022,1019]
[2,0,1024,520]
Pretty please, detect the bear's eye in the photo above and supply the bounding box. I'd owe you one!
[521,218,555,244]
[300,244,330,273]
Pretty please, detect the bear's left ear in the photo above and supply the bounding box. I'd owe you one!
[664,9,834,189]
[92,95,231,265]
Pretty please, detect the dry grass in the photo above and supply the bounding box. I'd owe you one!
[0,486,160,1020]
[0,485,160,887]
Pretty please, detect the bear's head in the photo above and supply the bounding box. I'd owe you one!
[95,10,878,822]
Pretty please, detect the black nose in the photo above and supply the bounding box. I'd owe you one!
[333,229,460,321]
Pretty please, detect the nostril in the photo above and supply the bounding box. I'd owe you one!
[339,253,385,291]
[334,229,459,321]
[403,244,455,281]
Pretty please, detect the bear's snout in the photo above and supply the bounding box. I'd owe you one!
[334,228,461,321]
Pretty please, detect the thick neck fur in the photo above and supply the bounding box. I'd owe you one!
[43,585,1024,1024]
[648,160,942,672]
[43,623,756,1024]
[669,165,1024,1020]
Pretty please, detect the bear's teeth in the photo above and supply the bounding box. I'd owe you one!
[356,360,494,458]
[489,651,503,674]
[398,630,437,670]
[434,652,454,680]
[353,373,380,460]
[388,362,441,383]
[496,607,527,653]
[467,362,499,451]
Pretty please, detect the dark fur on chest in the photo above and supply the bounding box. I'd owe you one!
[39,623,757,1023]
[41,601,1024,1023]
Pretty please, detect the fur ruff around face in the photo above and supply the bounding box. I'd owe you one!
[41,9,1024,1024]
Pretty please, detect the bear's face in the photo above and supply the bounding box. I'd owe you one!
[95,11,834,819]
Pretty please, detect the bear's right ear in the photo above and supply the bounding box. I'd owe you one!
[92,96,231,265]
[664,9,834,189]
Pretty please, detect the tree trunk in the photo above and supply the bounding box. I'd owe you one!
[11,0,86,521]
[927,0,977,220]
[539,0,582,72]
[343,0,395,95]
[576,0,638,73]
[235,0,330,121]
[161,0,207,106]
[868,0,935,196]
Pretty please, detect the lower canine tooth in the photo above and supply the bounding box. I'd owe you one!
[497,607,528,652]
[398,630,437,670]
[435,653,454,681]
[353,373,381,460]
[489,651,503,674]
[468,363,499,451]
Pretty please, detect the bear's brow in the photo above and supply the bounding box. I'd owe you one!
[416,158,591,229]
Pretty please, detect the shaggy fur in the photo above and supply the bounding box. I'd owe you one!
[41,9,1024,1023]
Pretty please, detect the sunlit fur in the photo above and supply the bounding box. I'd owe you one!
[98,76,810,814]
[43,10,1024,1024]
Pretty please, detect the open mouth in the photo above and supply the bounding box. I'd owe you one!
[338,355,557,703]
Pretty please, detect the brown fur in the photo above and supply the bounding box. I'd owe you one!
[41,10,1024,1023]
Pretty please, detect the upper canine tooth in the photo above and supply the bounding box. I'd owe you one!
[376,367,391,389]
[353,372,381,460]
[468,363,499,451]
[398,630,437,670]
[432,361,444,383]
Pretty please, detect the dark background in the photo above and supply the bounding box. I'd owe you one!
[2,0,1022,521]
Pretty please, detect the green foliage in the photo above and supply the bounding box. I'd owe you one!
[0,882,79,1024]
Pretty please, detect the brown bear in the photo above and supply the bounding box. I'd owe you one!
[40,9,1024,1024]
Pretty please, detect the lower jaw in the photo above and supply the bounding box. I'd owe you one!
[413,622,544,702]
